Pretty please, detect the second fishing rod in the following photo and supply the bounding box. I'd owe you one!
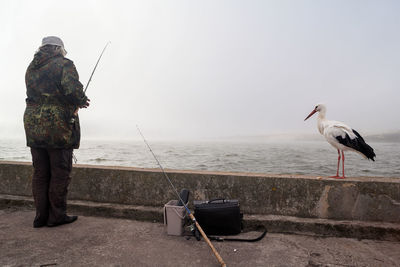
[137,126,227,267]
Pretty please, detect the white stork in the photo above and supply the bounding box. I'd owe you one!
[304,104,376,179]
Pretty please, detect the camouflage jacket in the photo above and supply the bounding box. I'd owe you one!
[24,47,88,149]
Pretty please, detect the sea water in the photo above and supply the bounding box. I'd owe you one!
[1,138,399,178]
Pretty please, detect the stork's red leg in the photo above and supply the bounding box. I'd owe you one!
[341,151,345,178]
[330,149,342,178]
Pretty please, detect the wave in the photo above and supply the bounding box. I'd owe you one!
[1,139,399,177]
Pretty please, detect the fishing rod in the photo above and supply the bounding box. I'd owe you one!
[71,42,111,123]
[83,41,111,94]
[136,125,227,267]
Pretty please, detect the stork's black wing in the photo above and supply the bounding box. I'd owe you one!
[336,129,376,161]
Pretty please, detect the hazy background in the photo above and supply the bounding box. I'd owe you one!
[1,0,399,141]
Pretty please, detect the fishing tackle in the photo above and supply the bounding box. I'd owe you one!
[70,41,111,123]
[137,125,227,267]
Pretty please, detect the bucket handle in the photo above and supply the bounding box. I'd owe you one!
[172,206,187,219]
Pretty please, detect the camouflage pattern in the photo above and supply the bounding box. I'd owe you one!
[24,46,88,149]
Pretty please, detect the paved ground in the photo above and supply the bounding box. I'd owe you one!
[1,208,399,267]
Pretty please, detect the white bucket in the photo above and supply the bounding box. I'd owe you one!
[164,200,187,236]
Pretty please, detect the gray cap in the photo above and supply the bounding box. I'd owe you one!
[40,36,67,54]
[41,36,65,48]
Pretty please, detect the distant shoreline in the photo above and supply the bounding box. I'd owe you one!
[212,131,400,143]
[1,131,399,143]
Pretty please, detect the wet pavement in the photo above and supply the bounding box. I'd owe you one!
[1,208,399,267]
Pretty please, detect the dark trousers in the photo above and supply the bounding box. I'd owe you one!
[30,147,73,225]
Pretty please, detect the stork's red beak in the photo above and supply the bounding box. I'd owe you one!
[304,109,317,121]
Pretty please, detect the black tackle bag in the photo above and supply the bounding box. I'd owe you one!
[193,199,242,235]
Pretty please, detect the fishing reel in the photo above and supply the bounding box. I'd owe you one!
[188,223,201,241]
[69,114,78,124]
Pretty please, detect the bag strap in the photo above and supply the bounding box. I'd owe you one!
[210,226,267,242]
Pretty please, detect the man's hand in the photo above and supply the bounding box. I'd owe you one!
[81,98,90,108]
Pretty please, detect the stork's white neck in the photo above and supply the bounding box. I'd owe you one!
[317,110,326,135]
[318,110,326,120]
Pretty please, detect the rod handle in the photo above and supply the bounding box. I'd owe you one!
[189,213,227,267]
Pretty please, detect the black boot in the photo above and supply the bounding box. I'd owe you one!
[47,215,78,227]
[33,220,47,228]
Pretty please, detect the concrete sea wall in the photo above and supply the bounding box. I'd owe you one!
[1,161,399,240]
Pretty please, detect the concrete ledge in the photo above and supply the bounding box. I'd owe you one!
[2,194,399,241]
[245,214,400,242]
[1,161,400,223]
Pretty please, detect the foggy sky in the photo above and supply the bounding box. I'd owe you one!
[1,0,399,141]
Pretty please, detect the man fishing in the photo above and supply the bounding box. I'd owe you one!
[24,36,90,228]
